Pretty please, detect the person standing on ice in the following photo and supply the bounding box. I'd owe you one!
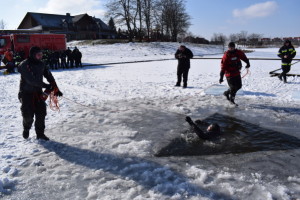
[18,46,63,140]
[277,40,296,83]
[219,42,250,105]
[175,45,193,88]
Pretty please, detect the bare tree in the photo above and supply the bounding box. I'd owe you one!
[136,0,143,41]
[229,33,239,43]
[156,0,190,42]
[247,33,263,46]
[211,33,227,51]
[237,31,248,46]
[106,0,189,42]
[106,0,135,41]
[141,0,153,40]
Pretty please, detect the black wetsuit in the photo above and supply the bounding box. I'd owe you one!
[187,119,221,140]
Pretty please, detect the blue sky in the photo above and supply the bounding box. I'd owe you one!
[1,0,299,40]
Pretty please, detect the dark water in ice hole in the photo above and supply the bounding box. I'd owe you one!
[155,113,300,157]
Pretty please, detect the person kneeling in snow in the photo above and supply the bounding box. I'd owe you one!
[18,46,63,141]
[185,116,221,140]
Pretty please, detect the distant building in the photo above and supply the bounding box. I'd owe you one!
[272,37,283,42]
[17,12,116,41]
[261,38,271,42]
[294,37,300,41]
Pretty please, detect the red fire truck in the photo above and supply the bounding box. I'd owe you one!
[0,34,67,58]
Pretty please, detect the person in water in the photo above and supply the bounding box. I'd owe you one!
[185,116,221,140]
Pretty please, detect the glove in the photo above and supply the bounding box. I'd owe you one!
[185,116,193,125]
[219,71,225,84]
[51,81,63,96]
[245,63,250,68]
[219,78,223,84]
[54,90,63,97]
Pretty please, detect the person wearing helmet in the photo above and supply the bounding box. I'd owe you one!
[18,46,63,141]
[277,40,297,83]
[219,42,250,105]
[185,116,221,140]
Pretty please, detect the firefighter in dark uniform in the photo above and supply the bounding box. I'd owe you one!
[277,40,297,83]
[219,42,250,105]
[65,47,72,68]
[18,46,63,140]
[175,45,194,88]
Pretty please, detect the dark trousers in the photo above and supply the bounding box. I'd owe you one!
[75,59,82,68]
[280,64,291,82]
[225,75,242,99]
[61,59,67,69]
[177,67,189,85]
[19,93,47,136]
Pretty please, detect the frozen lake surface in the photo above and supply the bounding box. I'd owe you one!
[1,43,300,200]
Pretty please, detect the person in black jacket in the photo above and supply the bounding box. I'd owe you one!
[65,47,72,68]
[175,45,193,88]
[18,46,63,140]
[185,116,221,140]
[277,40,297,83]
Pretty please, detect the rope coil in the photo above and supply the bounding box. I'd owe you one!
[49,90,60,111]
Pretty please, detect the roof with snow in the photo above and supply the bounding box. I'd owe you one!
[18,12,110,31]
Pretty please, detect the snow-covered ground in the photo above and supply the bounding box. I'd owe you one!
[1,42,300,200]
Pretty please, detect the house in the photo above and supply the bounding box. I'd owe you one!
[18,12,116,41]
[261,38,271,42]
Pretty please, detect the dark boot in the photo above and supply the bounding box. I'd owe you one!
[283,76,287,83]
[23,129,29,139]
[223,91,230,101]
[229,96,238,106]
[278,75,282,81]
[37,134,50,141]
[183,83,187,88]
[175,82,180,87]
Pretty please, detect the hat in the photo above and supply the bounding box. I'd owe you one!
[29,46,42,58]
[284,40,291,45]
[208,123,221,133]
[228,42,235,48]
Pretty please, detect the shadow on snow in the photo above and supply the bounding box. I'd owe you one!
[40,141,233,199]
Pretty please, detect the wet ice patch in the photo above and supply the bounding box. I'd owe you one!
[204,84,243,95]
[291,90,300,100]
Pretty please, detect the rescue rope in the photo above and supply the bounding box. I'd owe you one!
[49,90,60,111]
[61,96,95,109]
[291,60,300,66]
[241,68,251,78]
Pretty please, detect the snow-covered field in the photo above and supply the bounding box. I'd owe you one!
[1,42,300,200]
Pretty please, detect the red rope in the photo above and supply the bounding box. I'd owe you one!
[49,90,60,111]
[241,68,251,78]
